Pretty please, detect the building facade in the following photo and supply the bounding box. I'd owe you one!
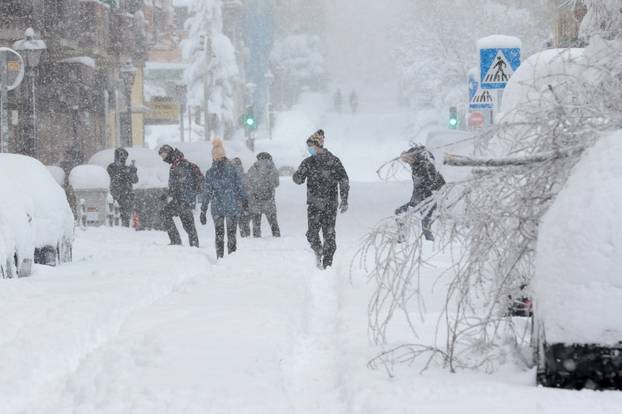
[0,0,147,170]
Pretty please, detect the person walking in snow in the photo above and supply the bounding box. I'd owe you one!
[158,145,200,247]
[231,157,251,238]
[247,152,281,238]
[107,147,139,227]
[395,144,445,242]
[334,89,343,113]
[293,129,349,269]
[349,90,359,113]
[200,139,248,259]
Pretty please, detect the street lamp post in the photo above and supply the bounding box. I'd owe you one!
[119,59,137,147]
[13,28,47,158]
[264,70,274,140]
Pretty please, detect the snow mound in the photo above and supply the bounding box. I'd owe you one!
[69,165,110,190]
[534,130,622,345]
[46,166,65,187]
[499,48,586,120]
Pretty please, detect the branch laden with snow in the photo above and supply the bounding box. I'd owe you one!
[357,39,622,374]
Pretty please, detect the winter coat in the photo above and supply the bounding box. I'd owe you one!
[233,163,252,217]
[396,148,445,214]
[167,149,198,207]
[202,159,248,217]
[247,159,280,215]
[293,150,349,210]
[107,153,138,201]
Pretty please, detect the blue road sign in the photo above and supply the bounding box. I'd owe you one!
[480,48,521,89]
[469,71,494,110]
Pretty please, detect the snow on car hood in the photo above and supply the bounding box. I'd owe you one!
[0,172,35,268]
[534,130,622,346]
[0,154,74,248]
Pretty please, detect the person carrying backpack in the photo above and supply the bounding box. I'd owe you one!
[247,152,281,238]
[395,144,446,241]
[158,145,200,247]
[200,139,248,259]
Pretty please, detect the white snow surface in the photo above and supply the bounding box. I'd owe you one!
[0,154,73,248]
[535,130,622,346]
[477,34,522,50]
[69,165,110,190]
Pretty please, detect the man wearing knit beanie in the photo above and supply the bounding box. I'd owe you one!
[293,129,349,269]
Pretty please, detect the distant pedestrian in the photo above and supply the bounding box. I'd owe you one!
[200,139,248,259]
[231,157,251,238]
[395,145,445,241]
[107,147,138,227]
[293,129,349,269]
[349,90,359,113]
[158,145,200,247]
[247,152,281,238]
[334,89,343,113]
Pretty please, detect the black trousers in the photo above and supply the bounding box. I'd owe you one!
[213,215,238,258]
[161,202,199,247]
[252,212,281,237]
[238,208,251,238]
[306,204,337,267]
[116,196,133,227]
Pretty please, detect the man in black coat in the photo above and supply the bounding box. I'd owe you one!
[395,144,446,241]
[158,145,199,247]
[293,129,349,269]
[107,147,138,227]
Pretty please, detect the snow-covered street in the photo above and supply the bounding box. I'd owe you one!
[2,175,622,413]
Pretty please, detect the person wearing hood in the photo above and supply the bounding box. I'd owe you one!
[107,147,138,227]
[293,129,349,269]
[158,145,200,247]
[395,144,446,241]
[200,139,248,259]
[231,157,251,238]
[247,152,281,238]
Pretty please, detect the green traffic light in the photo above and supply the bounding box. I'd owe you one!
[449,118,458,128]
[246,117,255,127]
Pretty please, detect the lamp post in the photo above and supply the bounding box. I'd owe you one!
[13,28,47,158]
[119,59,137,147]
[264,70,274,140]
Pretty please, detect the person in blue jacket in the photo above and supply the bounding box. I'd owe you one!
[200,139,248,258]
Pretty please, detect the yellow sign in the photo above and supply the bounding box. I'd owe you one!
[145,97,180,125]
[7,61,20,72]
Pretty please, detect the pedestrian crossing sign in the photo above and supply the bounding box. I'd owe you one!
[480,48,521,89]
[469,71,494,110]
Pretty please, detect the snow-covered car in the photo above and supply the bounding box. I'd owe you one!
[533,132,622,390]
[0,171,35,278]
[0,154,74,268]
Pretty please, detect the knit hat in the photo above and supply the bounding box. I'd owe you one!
[306,129,325,147]
[212,138,226,160]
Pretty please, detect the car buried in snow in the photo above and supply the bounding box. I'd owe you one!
[0,154,74,274]
[532,131,622,391]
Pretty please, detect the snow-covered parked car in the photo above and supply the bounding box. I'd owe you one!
[0,154,74,268]
[533,131,622,390]
[0,170,35,278]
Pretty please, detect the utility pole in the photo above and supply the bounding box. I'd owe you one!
[0,53,8,153]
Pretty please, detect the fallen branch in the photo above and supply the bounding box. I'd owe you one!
[444,146,586,167]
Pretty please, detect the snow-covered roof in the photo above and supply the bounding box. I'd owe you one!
[534,130,622,346]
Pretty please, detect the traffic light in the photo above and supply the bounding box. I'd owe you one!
[448,106,458,129]
[243,107,256,130]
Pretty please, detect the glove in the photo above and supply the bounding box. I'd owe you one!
[339,201,348,214]
[200,210,207,225]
